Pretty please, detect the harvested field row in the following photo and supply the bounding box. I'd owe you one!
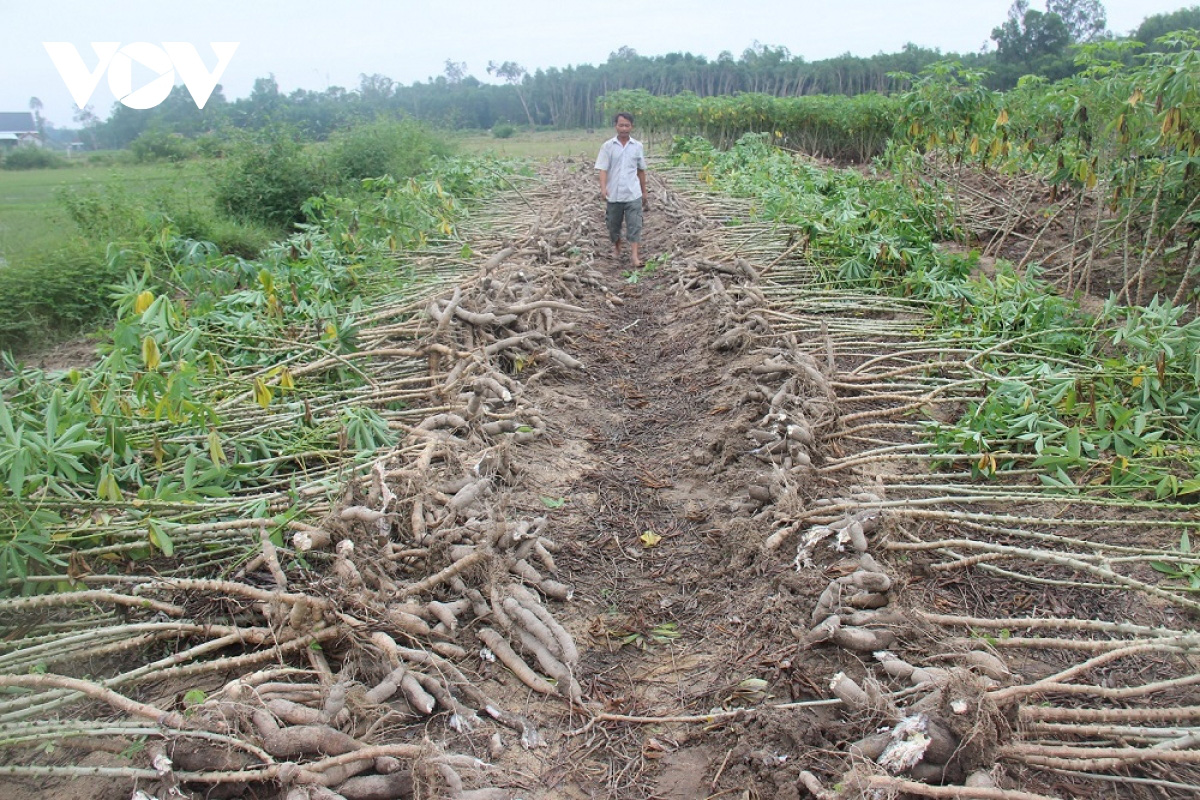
[1,155,1197,800]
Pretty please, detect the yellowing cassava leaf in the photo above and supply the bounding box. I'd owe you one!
[253,378,273,409]
[142,336,161,370]
[134,290,155,314]
[208,429,225,465]
[639,530,662,548]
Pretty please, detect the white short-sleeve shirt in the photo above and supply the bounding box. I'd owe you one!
[595,137,646,202]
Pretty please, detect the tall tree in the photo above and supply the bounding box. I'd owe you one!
[487,61,535,129]
[992,2,1072,63]
[1135,6,1200,51]
[72,104,99,149]
[444,60,468,85]
[28,96,45,138]
[1047,0,1107,42]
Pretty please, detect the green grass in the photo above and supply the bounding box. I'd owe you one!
[452,128,609,160]
[0,159,214,264]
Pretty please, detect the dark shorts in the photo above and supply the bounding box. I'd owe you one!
[605,198,643,243]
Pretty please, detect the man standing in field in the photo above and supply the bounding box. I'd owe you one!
[595,112,649,267]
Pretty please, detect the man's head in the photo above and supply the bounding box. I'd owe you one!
[613,112,634,138]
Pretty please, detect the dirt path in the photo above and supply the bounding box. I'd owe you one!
[457,161,868,799]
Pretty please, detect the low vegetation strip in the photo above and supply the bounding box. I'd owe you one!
[599,88,897,161]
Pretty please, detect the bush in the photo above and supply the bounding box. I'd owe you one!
[129,128,195,162]
[204,218,274,259]
[56,172,269,261]
[327,118,453,184]
[213,128,322,230]
[193,131,232,159]
[86,151,119,167]
[56,183,149,241]
[2,147,68,170]
[0,241,117,350]
[491,123,517,139]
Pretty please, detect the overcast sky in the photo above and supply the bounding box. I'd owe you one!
[1,0,1190,127]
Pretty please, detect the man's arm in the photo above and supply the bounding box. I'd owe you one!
[598,169,609,202]
[638,168,648,211]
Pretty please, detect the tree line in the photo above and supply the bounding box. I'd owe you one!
[64,3,1200,151]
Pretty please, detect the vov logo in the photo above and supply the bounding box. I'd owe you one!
[43,42,239,110]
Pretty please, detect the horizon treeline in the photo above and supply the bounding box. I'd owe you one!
[44,3,1200,151]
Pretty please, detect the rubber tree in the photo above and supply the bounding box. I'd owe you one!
[488,61,536,129]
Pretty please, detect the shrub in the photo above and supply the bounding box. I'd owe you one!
[213,128,322,230]
[129,128,195,162]
[56,183,149,241]
[2,147,68,170]
[491,123,517,139]
[86,152,118,167]
[204,218,274,259]
[0,240,117,350]
[193,131,232,159]
[327,118,453,184]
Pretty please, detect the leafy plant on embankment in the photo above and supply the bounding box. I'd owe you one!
[0,156,519,594]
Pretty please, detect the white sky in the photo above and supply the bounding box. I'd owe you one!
[1,0,1191,127]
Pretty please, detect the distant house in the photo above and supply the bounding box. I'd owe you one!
[0,112,41,149]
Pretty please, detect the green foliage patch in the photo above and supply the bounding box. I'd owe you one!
[606,90,899,161]
[2,148,69,171]
[0,154,518,594]
[674,119,1200,500]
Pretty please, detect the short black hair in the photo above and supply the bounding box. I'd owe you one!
[614,112,634,125]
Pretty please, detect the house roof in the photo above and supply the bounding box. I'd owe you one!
[0,112,37,133]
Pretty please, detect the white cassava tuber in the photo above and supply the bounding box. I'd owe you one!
[832,626,895,652]
[829,672,870,711]
[800,614,840,649]
[340,506,387,523]
[364,666,406,705]
[842,570,892,592]
[849,732,891,760]
[262,725,361,757]
[846,592,889,610]
[965,769,998,788]
[962,650,1011,681]
[507,584,578,664]
[385,607,433,639]
[478,627,557,696]
[400,671,436,715]
[844,609,907,627]
[321,682,347,723]
[336,773,414,800]
[293,526,332,552]
[267,698,321,725]
[811,581,843,625]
